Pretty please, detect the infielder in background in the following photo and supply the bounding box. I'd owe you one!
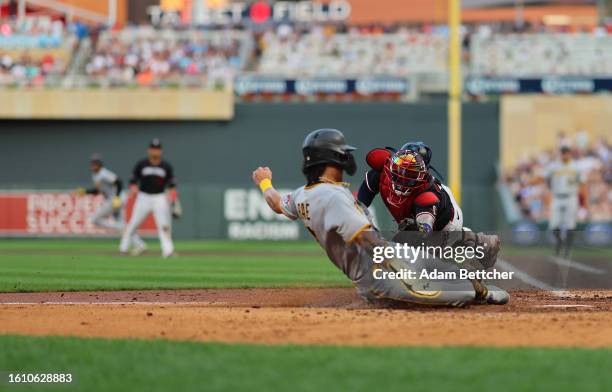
[252,128,508,307]
[546,146,587,258]
[119,139,179,258]
[76,154,146,252]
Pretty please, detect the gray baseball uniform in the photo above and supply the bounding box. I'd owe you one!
[546,161,582,230]
[89,167,145,250]
[90,167,126,231]
[280,182,476,307]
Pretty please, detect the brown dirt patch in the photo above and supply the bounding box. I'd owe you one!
[1,288,611,348]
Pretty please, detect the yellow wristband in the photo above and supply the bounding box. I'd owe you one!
[259,178,273,193]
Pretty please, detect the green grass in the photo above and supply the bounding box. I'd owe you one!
[500,244,612,260]
[0,240,609,293]
[0,240,348,292]
[0,335,610,392]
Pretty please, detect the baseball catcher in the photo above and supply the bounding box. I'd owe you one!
[357,142,500,271]
[252,129,508,307]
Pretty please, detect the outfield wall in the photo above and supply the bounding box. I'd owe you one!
[0,102,499,238]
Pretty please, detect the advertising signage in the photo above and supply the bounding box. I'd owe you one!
[149,0,351,26]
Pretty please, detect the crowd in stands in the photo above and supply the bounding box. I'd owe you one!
[0,51,67,86]
[505,134,611,224]
[1,16,612,87]
[0,17,74,86]
[255,24,447,77]
[470,33,612,76]
[85,27,249,87]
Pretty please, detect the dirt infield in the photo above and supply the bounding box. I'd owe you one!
[1,288,611,348]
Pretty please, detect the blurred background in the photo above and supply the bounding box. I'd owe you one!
[0,0,610,245]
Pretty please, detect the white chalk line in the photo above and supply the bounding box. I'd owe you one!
[547,256,606,275]
[496,258,570,298]
[533,304,594,308]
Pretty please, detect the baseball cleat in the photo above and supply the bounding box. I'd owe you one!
[130,245,147,256]
[482,285,509,305]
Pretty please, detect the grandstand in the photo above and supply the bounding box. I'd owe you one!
[0,0,610,93]
[0,16,75,86]
[470,33,612,76]
[2,21,612,90]
[84,27,252,88]
[256,27,448,77]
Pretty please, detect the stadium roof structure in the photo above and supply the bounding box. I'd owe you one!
[347,0,598,26]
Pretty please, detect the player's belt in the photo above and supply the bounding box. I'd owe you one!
[553,193,572,198]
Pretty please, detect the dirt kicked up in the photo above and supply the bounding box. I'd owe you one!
[0,288,611,348]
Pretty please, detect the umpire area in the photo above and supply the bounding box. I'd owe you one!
[0,288,610,348]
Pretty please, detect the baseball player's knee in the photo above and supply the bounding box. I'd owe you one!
[89,215,103,226]
[160,225,172,236]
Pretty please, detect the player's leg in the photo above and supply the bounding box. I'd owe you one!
[117,195,147,254]
[152,194,174,257]
[563,197,579,258]
[119,193,151,254]
[359,257,479,307]
[549,198,563,255]
[442,187,464,231]
[90,200,122,231]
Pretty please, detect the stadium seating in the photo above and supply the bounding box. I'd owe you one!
[0,17,75,87]
[85,27,251,88]
[3,19,612,87]
[256,27,448,77]
[470,33,612,76]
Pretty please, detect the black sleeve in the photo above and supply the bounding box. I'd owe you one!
[166,162,176,188]
[85,188,99,195]
[114,178,123,196]
[130,161,142,185]
[357,170,380,207]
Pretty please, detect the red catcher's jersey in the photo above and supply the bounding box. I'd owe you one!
[378,172,418,222]
[359,147,454,230]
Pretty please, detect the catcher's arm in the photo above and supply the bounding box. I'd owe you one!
[252,166,285,216]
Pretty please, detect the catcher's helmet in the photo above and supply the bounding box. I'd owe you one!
[384,149,431,198]
[400,141,432,167]
[302,129,357,175]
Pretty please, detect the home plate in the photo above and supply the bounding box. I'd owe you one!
[533,304,595,308]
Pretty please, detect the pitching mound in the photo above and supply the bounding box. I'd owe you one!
[1,288,611,348]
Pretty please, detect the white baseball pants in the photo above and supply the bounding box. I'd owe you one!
[549,195,578,230]
[90,194,146,250]
[119,192,174,257]
[441,184,464,231]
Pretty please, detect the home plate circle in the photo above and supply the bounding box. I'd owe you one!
[533,304,595,308]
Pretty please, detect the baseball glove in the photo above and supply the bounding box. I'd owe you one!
[171,198,183,219]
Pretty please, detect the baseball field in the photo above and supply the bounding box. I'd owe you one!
[0,239,611,391]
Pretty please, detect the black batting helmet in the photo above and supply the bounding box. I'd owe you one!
[302,129,357,176]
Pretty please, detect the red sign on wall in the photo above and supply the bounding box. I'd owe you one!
[0,191,156,236]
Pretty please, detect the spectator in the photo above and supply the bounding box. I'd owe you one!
[505,135,612,223]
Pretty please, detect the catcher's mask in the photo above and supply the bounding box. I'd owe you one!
[384,150,431,202]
